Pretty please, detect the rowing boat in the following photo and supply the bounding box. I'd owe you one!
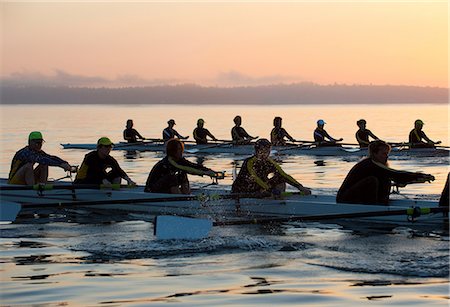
[61,142,449,157]
[1,180,446,230]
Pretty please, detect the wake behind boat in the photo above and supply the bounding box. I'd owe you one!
[61,141,449,157]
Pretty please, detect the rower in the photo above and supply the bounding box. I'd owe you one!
[231,115,257,145]
[193,118,217,144]
[231,139,311,196]
[313,119,343,147]
[8,131,75,185]
[270,117,295,146]
[74,137,136,185]
[409,119,441,148]
[145,138,223,194]
[163,119,188,141]
[336,140,434,205]
[355,119,379,148]
[123,119,145,143]
[439,173,449,208]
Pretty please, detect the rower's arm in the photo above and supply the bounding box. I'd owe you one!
[368,130,379,141]
[206,129,217,140]
[269,159,303,189]
[421,131,435,144]
[284,129,295,142]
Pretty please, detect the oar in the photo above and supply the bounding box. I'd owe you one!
[0,191,303,222]
[0,183,138,191]
[387,142,449,149]
[154,206,449,240]
[185,140,234,153]
[0,201,22,222]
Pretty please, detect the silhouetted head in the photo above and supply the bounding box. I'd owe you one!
[273,117,282,128]
[234,116,242,126]
[357,119,366,128]
[126,119,133,129]
[166,138,184,160]
[368,140,391,164]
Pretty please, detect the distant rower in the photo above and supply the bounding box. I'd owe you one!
[123,119,145,143]
[232,139,311,196]
[145,138,222,194]
[409,119,441,148]
[193,118,217,144]
[163,119,188,141]
[270,117,296,146]
[231,115,257,145]
[313,119,343,147]
[355,119,379,148]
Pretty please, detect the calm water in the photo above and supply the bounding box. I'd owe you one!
[0,104,449,306]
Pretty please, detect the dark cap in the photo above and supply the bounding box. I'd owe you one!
[254,138,271,151]
[168,119,176,125]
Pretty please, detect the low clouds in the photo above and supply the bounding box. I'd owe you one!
[1,69,305,88]
[214,70,304,86]
[1,70,185,88]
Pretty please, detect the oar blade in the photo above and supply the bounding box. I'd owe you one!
[154,215,213,240]
[0,201,22,223]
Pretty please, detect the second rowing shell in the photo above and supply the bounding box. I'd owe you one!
[61,142,449,157]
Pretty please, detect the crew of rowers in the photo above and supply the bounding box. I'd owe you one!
[7,117,447,207]
[125,117,442,149]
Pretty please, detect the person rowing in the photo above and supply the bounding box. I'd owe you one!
[231,139,311,196]
[336,140,434,205]
[193,118,217,144]
[8,131,75,185]
[355,119,379,148]
[270,116,296,146]
[231,115,257,145]
[409,119,441,148]
[123,119,145,143]
[313,119,343,147]
[74,137,136,185]
[163,119,189,141]
[145,138,223,194]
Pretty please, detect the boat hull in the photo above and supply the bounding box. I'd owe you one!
[1,184,445,228]
[61,142,449,157]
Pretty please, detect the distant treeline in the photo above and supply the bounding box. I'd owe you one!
[1,83,447,104]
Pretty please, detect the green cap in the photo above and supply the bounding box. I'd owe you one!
[97,137,114,146]
[197,118,205,124]
[415,119,424,125]
[29,131,43,141]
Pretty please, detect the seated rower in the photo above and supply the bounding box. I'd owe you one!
[439,173,449,208]
[145,138,222,194]
[163,119,189,141]
[270,117,295,146]
[74,137,135,185]
[336,140,434,205]
[123,119,145,143]
[314,119,343,147]
[8,131,74,185]
[193,118,217,144]
[409,119,441,148]
[231,139,311,196]
[231,115,257,145]
[355,119,379,148]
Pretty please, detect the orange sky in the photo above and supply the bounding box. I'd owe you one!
[1,1,448,87]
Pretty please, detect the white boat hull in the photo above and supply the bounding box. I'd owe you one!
[1,183,446,228]
[61,142,449,157]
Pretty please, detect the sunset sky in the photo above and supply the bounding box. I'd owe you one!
[1,1,448,87]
